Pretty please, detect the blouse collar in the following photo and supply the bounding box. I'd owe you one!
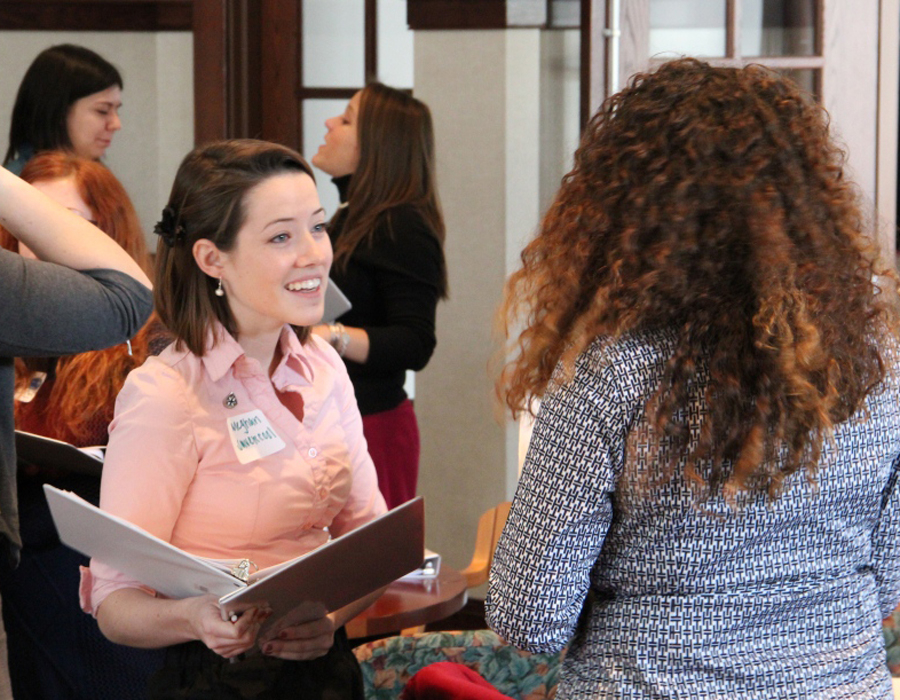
[200,323,315,387]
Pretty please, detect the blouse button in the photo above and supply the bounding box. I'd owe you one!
[318,486,328,499]
[308,447,318,458]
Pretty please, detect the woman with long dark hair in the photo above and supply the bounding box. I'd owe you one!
[4,44,122,174]
[311,83,447,508]
[487,59,900,699]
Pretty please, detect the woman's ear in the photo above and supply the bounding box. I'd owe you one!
[192,238,225,278]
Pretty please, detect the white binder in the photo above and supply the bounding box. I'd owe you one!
[45,485,424,633]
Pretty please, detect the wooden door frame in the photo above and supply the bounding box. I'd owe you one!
[0,0,190,31]
[11,0,895,252]
[193,0,301,147]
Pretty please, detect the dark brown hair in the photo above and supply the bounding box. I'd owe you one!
[336,83,447,297]
[4,44,122,166]
[154,139,315,356]
[499,59,898,503]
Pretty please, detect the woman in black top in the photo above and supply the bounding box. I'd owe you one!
[311,83,447,508]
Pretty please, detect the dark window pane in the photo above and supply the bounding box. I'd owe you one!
[743,0,818,57]
[776,68,820,99]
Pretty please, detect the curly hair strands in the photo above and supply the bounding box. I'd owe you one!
[498,58,897,503]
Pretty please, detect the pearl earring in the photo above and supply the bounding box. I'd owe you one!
[215,278,225,297]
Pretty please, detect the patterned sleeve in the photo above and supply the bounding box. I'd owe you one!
[485,345,630,653]
[872,450,900,618]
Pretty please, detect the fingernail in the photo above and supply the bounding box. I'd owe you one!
[263,644,273,654]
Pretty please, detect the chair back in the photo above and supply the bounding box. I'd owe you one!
[461,502,511,588]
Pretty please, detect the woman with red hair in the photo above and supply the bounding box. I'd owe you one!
[1,153,159,445]
[0,152,164,699]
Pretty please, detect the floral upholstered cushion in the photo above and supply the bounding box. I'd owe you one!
[884,610,900,675]
[353,629,561,700]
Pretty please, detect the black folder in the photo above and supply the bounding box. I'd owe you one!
[16,430,104,477]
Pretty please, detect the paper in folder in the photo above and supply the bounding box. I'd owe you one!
[45,485,425,631]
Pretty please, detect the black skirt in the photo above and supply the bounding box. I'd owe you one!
[147,627,363,700]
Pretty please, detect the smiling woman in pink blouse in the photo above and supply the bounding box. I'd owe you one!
[79,139,386,700]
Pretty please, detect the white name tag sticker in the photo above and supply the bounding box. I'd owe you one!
[226,409,286,464]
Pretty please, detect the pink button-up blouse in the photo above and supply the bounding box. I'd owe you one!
[81,324,386,615]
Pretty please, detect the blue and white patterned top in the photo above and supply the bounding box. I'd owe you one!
[486,328,900,699]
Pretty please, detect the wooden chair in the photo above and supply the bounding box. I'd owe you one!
[460,502,512,588]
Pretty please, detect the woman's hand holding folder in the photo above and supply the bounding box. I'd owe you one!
[187,597,271,660]
[256,586,387,661]
[96,589,269,660]
[258,610,336,660]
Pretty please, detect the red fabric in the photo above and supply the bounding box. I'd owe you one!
[361,399,420,509]
[401,662,514,700]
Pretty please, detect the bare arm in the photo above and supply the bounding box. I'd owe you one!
[311,324,370,364]
[0,166,151,288]
[96,588,265,659]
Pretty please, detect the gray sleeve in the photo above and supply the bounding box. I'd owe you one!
[0,248,153,357]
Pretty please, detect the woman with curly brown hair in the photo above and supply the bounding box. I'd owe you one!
[485,58,900,699]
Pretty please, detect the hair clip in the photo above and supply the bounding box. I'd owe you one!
[153,205,186,247]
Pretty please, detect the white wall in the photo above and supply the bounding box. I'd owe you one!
[415,27,581,578]
[415,31,511,575]
[539,29,581,212]
[0,31,194,247]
